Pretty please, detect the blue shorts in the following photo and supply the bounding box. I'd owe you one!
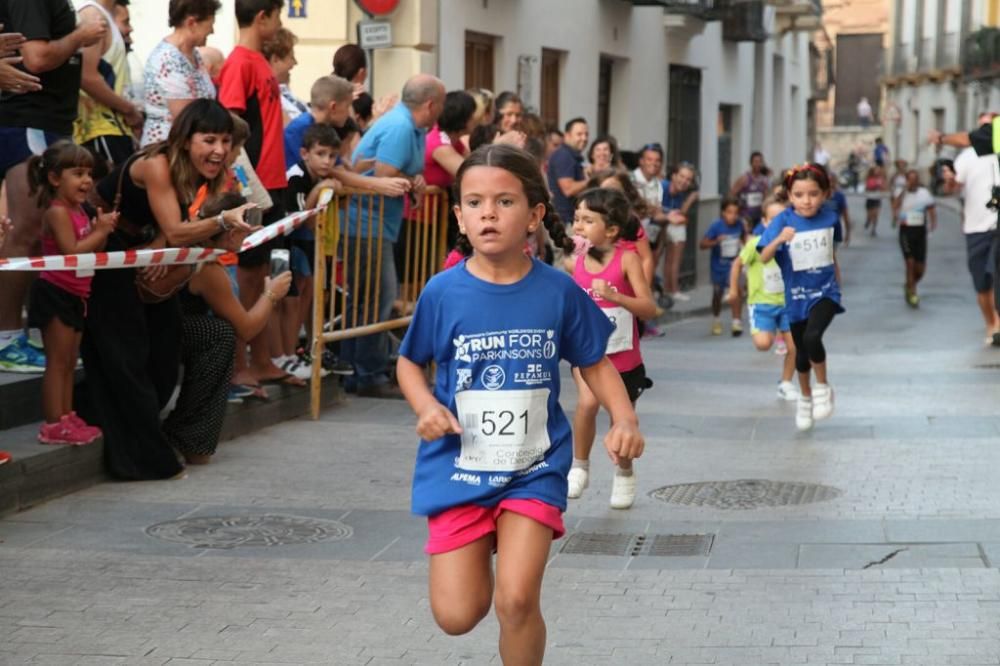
[711,264,733,287]
[0,127,67,180]
[748,303,790,334]
[290,240,314,277]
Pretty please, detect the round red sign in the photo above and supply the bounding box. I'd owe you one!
[355,0,400,16]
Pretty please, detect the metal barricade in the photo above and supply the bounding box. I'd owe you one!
[310,186,450,417]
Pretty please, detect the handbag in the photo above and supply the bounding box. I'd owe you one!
[111,154,195,304]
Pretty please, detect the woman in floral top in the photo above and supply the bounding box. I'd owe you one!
[140,0,220,147]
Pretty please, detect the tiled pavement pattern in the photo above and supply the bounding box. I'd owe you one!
[4,198,1000,664]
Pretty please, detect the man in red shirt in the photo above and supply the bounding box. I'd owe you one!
[217,0,290,386]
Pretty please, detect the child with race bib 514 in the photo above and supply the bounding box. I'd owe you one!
[758,164,844,432]
[396,144,644,665]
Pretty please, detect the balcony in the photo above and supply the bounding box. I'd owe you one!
[962,27,1000,80]
[631,0,723,19]
[721,0,769,42]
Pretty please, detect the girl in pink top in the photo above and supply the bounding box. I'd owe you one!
[26,141,118,446]
[568,188,657,509]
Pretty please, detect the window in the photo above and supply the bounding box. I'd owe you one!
[465,31,495,91]
[597,56,614,137]
[540,49,561,129]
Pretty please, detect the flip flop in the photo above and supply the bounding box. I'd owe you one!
[260,373,307,388]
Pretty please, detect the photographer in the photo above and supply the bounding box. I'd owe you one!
[929,113,1000,339]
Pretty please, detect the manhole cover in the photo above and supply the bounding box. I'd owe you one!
[560,532,638,556]
[146,514,353,549]
[649,479,842,510]
[560,532,716,557]
[647,533,714,557]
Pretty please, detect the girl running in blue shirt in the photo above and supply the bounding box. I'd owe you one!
[758,164,844,431]
[396,144,645,665]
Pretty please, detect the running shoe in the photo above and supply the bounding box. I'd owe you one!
[0,451,10,466]
[38,418,96,446]
[230,384,256,398]
[643,323,666,338]
[226,387,246,404]
[0,335,46,373]
[275,355,312,380]
[64,412,102,441]
[731,319,743,337]
[711,320,723,336]
[567,467,589,499]
[906,291,920,308]
[775,338,788,355]
[812,383,834,420]
[796,396,814,431]
[609,472,636,509]
[777,380,799,401]
[671,291,691,302]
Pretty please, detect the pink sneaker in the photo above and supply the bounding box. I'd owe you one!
[65,412,102,441]
[38,417,96,446]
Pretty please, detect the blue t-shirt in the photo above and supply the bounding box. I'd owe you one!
[757,207,845,323]
[283,112,315,169]
[348,103,426,242]
[546,144,584,225]
[825,190,847,218]
[704,218,744,276]
[661,186,689,212]
[399,259,614,517]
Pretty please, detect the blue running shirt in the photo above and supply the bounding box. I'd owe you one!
[757,207,845,323]
[399,259,613,517]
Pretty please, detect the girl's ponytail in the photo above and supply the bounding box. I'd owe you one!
[26,155,45,204]
[542,200,574,254]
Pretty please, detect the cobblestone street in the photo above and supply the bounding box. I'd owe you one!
[5,199,1000,665]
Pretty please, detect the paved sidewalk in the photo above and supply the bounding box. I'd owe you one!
[3,198,1000,665]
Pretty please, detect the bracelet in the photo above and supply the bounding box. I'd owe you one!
[264,289,278,304]
[216,212,227,231]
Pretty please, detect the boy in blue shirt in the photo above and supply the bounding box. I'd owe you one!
[700,197,746,336]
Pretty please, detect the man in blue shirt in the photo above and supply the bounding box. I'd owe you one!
[342,73,445,398]
[547,117,589,226]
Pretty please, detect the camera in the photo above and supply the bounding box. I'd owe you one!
[988,186,1000,212]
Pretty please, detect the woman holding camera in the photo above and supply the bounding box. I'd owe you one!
[81,100,253,480]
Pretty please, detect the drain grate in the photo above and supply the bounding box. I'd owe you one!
[560,532,715,557]
[647,533,715,557]
[975,363,1000,369]
[649,479,842,510]
[146,514,353,549]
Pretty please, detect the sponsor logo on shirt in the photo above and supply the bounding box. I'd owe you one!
[488,475,511,487]
[481,365,506,391]
[456,368,473,390]
[452,329,558,363]
[513,363,551,386]
[450,472,482,486]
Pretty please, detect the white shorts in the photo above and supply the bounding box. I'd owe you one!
[666,224,687,244]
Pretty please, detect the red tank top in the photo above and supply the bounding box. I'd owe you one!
[573,245,642,372]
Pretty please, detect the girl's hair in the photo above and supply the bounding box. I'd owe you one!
[27,140,95,208]
[782,162,831,193]
[720,195,741,213]
[468,88,494,125]
[760,194,786,220]
[142,98,234,206]
[455,143,573,254]
[519,112,545,140]
[469,123,497,151]
[352,92,373,122]
[576,188,638,259]
[332,44,366,82]
[587,135,620,166]
[584,168,654,220]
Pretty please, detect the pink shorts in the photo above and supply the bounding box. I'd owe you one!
[425,499,565,555]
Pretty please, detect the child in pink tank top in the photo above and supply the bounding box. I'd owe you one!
[26,141,118,446]
[568,188,657,509]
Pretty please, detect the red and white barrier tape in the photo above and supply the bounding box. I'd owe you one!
[0,202,328,272]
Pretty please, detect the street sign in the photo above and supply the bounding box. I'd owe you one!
[358,20,392,50]
[355,0,400,16]
[289,0,306,18]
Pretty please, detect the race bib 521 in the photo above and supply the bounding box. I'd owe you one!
[455,388,551,472]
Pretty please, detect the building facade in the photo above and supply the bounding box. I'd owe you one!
[884,0,1000,169]
[128,0,820,286]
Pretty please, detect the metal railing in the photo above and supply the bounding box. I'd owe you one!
[309,187,449,418]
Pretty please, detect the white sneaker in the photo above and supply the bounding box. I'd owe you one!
[567,467,589,499]
[777,380,799,401]
[812,383,834,421]
[280,356,313,380]
[609,472,636,509]
[731,319,743,337]
[672,291,691,302]
[796,396,814,431]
